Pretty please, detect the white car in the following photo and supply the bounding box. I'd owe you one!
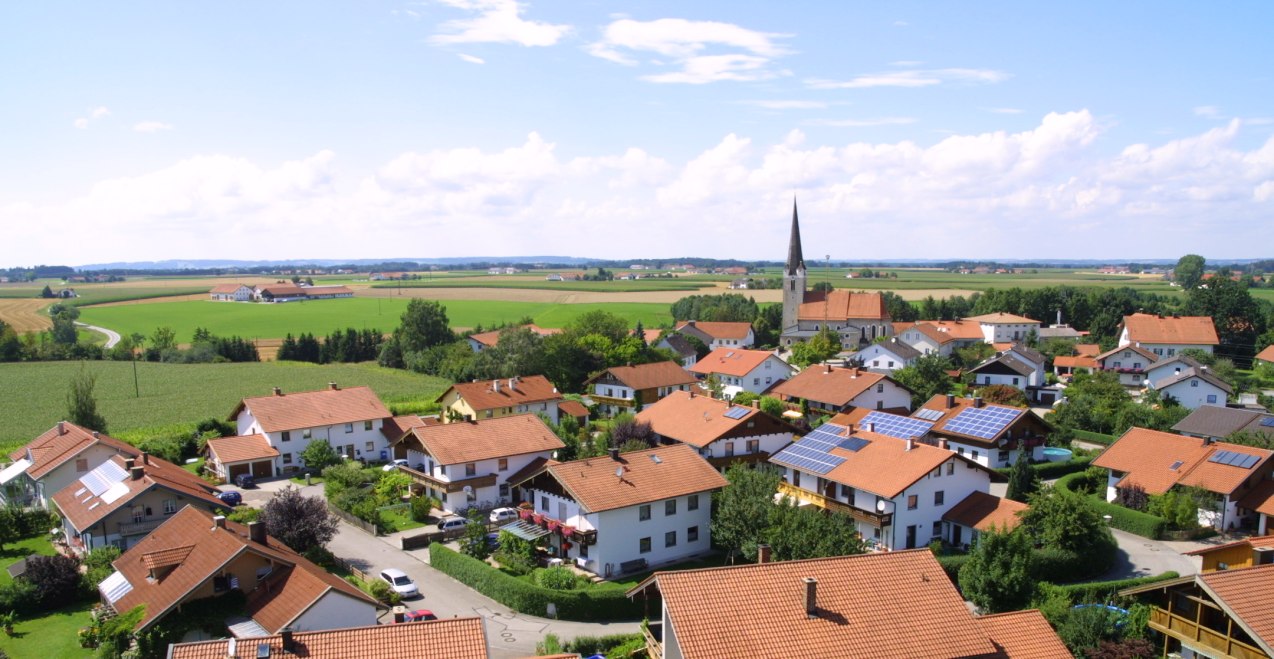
[489,507,519,524]
[437,516,469,532]
[382,459,409,472]
[379,568,419,598]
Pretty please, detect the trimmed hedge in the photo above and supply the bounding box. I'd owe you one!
[995,455,1095,481]
[937,554,970,581]
[1044,571,1180,604]
[429,544,642,621]
[1030,537,1117,584]
[1056,471,1170,539]
[1072,430,1117,446]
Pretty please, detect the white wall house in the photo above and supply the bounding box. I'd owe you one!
[965,313,1041,343]
[1152,372,1232,410]
[772,366,913,415]
[1118,313,1219,357]
[1,422,140,509]
[232,385,393,475]
[636,391,797,471]
[894,325,955,357]
[851,339,921,374]
[1096,345,1159,387]
[674,321,755,350]
[688,348,794,400]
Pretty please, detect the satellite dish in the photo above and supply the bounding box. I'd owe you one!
[463,485,473,494]
[615,467,624,478]
[876,500,886,513]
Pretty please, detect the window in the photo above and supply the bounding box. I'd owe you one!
[541,496,548,510]
[934,491,945,506]
[931,467,940,478]
[1168,348,1176,356]
[163,499,177,514]
[998,451,1009,463]
[499,483,510,499]
[984,376,992,385]
[498,458,508,471]
[957,447,965,456]
[1113,361,1121,368]
[364,420,373,431]
[302,429,312,439]
[746,440,759,454]
[971,450,979,461]
[725,442,735,457]
[639,504,651,521]
[753,378,760,386]
[465,463,476,477]
[282,453,292,464]
[888,360,895,368]
[665,499,677,516]
[1012,377,1019,386]
[933,521,943,537]
[792,470,801,488]
[639,537,651,553]
[907,495,918,510]
[132,507,145,523]
[946,462,954,476]
[484,410,493,418]
[665,531,677,548]
[688,494,699,511]
[765,376,772,384]
[365,442,374,451]
[876,383,884,393]
[687,526,699,542]
[75,458,89,472]
[344,423,353,433]
[281,431,291,442]
[1190,380,1199,388]
[1207,394,1218,404]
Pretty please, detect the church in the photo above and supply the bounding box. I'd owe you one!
[779,203,893,348]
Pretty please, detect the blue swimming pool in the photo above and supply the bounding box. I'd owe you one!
[1041,447,1073,463]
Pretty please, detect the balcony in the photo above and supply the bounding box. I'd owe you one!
[117,518,166,536]
[642,621,663,659]
[777,482,891,528]
[399,466,498,494]
[1149,607,1265,659]
[705,451,770,470]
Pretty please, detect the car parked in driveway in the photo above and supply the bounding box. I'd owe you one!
[379,568,419,598]
[233,473,256,488]
[437,516,468,532]
[488,507,519,524]
[216,491,242,506]
[398,609,437,622]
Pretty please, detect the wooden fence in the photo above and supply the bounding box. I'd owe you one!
[332,555,372,583]
[327,501,380,536]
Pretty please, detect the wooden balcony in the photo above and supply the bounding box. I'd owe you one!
[399,466,498,494]
[777,482,891,528]
[117,518,166,536]
[642,621,663,659]
[1149,607,1266,659]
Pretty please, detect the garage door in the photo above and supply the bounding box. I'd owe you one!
[251,461,273,478]
[228,463,250,480]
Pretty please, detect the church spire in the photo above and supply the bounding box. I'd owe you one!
[786,198,806,276]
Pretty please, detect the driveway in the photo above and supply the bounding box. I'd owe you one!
[1102,528,1199,580]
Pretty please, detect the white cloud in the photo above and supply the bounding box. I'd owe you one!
[91,106,111,119]
[589,18,790,84]
[810,117,917,127]
[133,121,173,133]
[429,0,569,47]
[807,68,1009,89]
[73,118,89,130]
[458,53,485,64]
[987,107,1023,114]
[742,100,828,110]
[73,106,111,129]
[1194,105,1221,118]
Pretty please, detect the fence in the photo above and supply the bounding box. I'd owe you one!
[327,501,380,536]
[331,556,373,583]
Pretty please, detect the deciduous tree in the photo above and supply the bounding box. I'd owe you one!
[260,486,339,553]
[300,440,341,472]
[712,464,781,562]
[1174,254,1206,290]
[892,353,955,408]
[958,527,1034,613]
[66,366,107,432]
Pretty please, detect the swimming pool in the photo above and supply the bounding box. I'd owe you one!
[1041,447,1073,463]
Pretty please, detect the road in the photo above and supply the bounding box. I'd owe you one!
[1104,528,1199,580]
[75,321,120,348]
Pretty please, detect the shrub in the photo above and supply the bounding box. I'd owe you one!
[367,579,402,606]
[1030,538,1117,584]
[1043,571,1179,604]
[410,495,436,523]
[301,546,337,570]
[1032,455,1097,480]
[227,506,260,524]
[565,633,645,655]
[82,546,121,593]
[534,567,579,591]
[23,554,81,608]
[937,554,970,582]
[0,580,34,613]
[1093,499,1168,539]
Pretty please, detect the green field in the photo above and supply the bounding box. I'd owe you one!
[76,298,673,342]
[0,360,450,451]
[749,267,1184,295]
[373,277,717,293]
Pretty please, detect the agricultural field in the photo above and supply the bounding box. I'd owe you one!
[373,277,717,293]
[751,267,1183,295]
[0,360,450,452]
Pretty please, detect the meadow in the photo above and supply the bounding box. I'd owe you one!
[0,360,450,452]
[373,277,717,293]
[750,267,1184,295]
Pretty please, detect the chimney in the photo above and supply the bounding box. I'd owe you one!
[803,577,818,617]
[124,457,136,471]
[973,396,984,408]
[92,431,100,439]
[757,544,772,564]
[938,438,949,450]
[272,387,282,397]
[825,364,831,374]
[280,628,295,653]
[57,421,66,435]
[1203,436,1214,446]
[751,399,759,409]
[846,423,854,435]
[946,394,955,409]
[866,422,875,433]
[905,437,914,451]
[142,451,149,465]
[213,515,227,530]
[328,382,339,391]
[248,521,267,544]
[687,320,696,327]
[689,390,696,398]
[130,466,144,481]
[392,606,407,624]
[609,448,620,461]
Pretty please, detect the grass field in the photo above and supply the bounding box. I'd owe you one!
[76,298,673,343]
[0,361,450,451]
[373,278,716,293]
[0,534,94,658]
[753,267,1185,295]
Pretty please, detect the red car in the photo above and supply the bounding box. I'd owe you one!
[400,609,437,622]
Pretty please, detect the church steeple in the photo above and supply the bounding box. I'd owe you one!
[786,199,806,276]
[780,199,807,341]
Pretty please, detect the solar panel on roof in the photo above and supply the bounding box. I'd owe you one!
[1208,450,1231,464]
[1238,454,1260,469]
[915,408,945,421]
[771,424,851,475]
[723,406,750,420]
[860,411,934,440]
[1261,417,1274,428]
[838,437,870,452]
[943,406,1023,439]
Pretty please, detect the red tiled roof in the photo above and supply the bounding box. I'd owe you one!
[168,617,490,659]
[1199,563,1274,651]
[1053,355,1097,369]
[206,434,279,465]
[588,361,697,391]
[209,283,248,294]
[1075,343,1102,357]
[400,414,564,466]
[1257,345,1274,363]
[233,386,390,433]
[976,609,1073,658]
[965,312,1040,324]
[1093,427,1273,496]
[534,444,727,513]
[688,348,785,378]
[942,491,1028,532]
[380,414,439,442]
[12,422,140,480]
[258,284,307,297]
[770,366,896,408]
[440,375,564,411]
[1122,313,1220,345]
[558,400,589,420]
[635,391,795,449]
[797,290,889,321]
[675,321,752,340]
[1177,444,1269,494]
[1239,480,1274,517]
[53,454,227,532]
[468,324,561,348]
[819,430,968,499]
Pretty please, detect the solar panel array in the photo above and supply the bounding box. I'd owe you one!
[1261,416,1274,428]
[914,408,946,421]
[723,406,750,420]
[80,461,128,496]
[1208,450,1260,469]
[859,411,934,440]
[772,424,851,475]
[837,437,870,452]
[942,406,1024,439]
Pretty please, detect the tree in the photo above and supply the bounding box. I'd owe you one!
[1174,254,1206,290]
[150,326,177,353]
[1005,457,1038,503]
[461,508,491,560]
[299,440,341,472]
[260,486,339,553]
[23,554,81,608]
[39,285,54,299]
[66,366,107,432]
[975,384,1029,407]
[48,303,79,345]
[395,299,455,354]
[958,527,1034,613]
[0,507,17,551]
[609,414,655,449]
[711,464,782,562]
[764,502,866,560]
[1020,487,1112,555]
[789,326,841,368]
[892,353,955,408]
[759,396,787,419]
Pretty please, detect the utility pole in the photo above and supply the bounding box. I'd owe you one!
[132,352,139,398]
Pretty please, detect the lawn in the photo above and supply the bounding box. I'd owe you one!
[0,361,449,452]
[750,267,1185,295]
[0,535,59,586]
[0,599,94,657]
[378,506,426,534]
[77,298,673,342]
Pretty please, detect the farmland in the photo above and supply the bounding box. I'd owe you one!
[0,360,450,452]
[374,277,719,293]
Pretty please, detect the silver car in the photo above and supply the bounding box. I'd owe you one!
[379,568,419,598]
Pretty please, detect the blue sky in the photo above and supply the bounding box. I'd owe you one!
[2,1,1272,266]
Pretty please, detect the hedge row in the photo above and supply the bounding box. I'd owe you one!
[936,554,970,581]
[1056,471,1170,539]
[994,454,1096,480]
[429,545,643,621]
[1071,430,1118,446]
[937,541,1115,588]
[1044,571,1180,604]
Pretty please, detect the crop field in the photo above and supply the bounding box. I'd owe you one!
[373,277,717,293]
[76,297,673,343]
[0,360,450,452]
[749,267,1183,296]
[0,298,53,331]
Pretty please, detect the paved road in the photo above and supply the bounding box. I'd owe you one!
[1103,528,1199,580]
[75,321,120,348]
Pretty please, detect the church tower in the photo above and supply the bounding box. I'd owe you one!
[781,199,807,335]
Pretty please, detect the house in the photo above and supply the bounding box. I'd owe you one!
[687,348,794,399]
[963,312,1042,343]
[635,391,798,471]
[1075,343,1102,357]
[1119,312,1220,356]
[967,344,1046,393]
[912,395,1049,468]
[99,507,381,638]
[1,421,140,508]
[52,453,227,553]
[941,490,1028,550]
[1095,344,1160,387]
[509,444,727,578]
[389,414,564,513]
[168,617,490,659]
[893,320,985,357]
[253,284,308,303]
[436,375,567,425]
[209,283,254,302]
[204,434,280,483]
[1052,354,1097,379]
[300,285,354,299]
[674,320,755,349]
[1173,405,1274,443]
[230,384,394,472]
[1119,564,1274,659]
[1092,427,1274,531]
[653,334,698,368]
[627,548,1068,659]
[1184,533,1274,572]
[849,338,921,374]
[1037,324,1085,341]
[545,273,563,282]
[1257,344,1274,368]
[1147,361,1233,410]
[769,422,998,550]
[770,365,912,415]
[465,324,560,352]
[584,362,698,418]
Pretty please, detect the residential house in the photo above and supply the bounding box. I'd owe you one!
[1075,343,1102,358]
[1037,324,1085,341]
[584,362,698,418]
[465,324,560,352]
[940,490,1028,550]
[1185,534,1274,572]
[1052,354,1097,379]
[687,348,794,399]
[1242,479,1274,534]
[967,344,1046,393]
[99,507,381,639]
[1173,406,1274,443]
[1119,312,1220,357]
[168,617,490,659]
[1147,362,1234,410]
[436,375,566,425]
[963,312,1042,343]
[1120,564,1274,659]
[389,414,564,512]
[1257,344,1274,368]
[1096,344,1160,387]
[510,444,727,577]
[204,434,280,482]
[230,384,394,472]
[770,365,912,415]
[1093,427,1274,531]
[208,284,254,302]
[893,320,985,357]
[769,422,998,550]
[912,395,1049,468]
[849,338,921,374]
[52,453,227,553]
[635,391,797,470]
[653,333,698,368]
[674,321,755,349]
[627,548,1068,659]
[1,421,140,508]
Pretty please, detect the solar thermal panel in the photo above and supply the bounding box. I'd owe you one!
[914,408,945,421]
[723,406,750,420]
[1261,417,1274,427]
[837,437,870,452]
[1238,454,1260,469]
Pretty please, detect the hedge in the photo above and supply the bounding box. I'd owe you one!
[1056,471,1170,539]
[428,545,642,621]
[1030,538,1116,584]
[994,454,1095,481]
[936,554,970,581]
[1044,571,1180,604]
[1071,430,1118,446]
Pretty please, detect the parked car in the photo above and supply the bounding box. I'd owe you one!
[399,609,437,622]
[382,459,409,472]
[437,516,468,532]
[379,568,419,598]
[488,507,519,524]
[233,473,256,488]
[216,491,242,506]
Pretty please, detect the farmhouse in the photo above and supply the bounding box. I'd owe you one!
[208,283,254,302]
[635,390,797,470]
[230,383,394,472]
[687,347,794,399]
[893,320,985,356]
[436,375,567,424]
[301,285,354,299]
[770,365,912,415]
[1,421,140,508]
[254,284,309,303]
[585,361,698,417]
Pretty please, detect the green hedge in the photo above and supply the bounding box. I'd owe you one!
[1072,430,1117,446]
[936,554,970,581]
[1055,471,1170,539]
[428,545,642,621]
[1044,571,1180,604]
[995,454,1095,481]
[1030,537,1116,584]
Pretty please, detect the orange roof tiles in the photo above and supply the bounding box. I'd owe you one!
[916,395,1044,447]
[942,491,1028,533]
[380,414,438,442]
[1257,345,1274,363]
[468,324,561,348]
[1200,563,1274,651]
[635,391,795,449]
[1239,480,1274,516]
[53,454,227,531]
[233,386,390,433]
[206,434,279,464]
[1075,343,1102,357]
[797,290,889,321]
[976,609,1073,658]
[12,421,140,479]
[558,400,589,420]
[688,348,784,378]
[588,361,697,391]
[675,321,752,340]
[1122,312,1220,345]
[535,444,727,513]
[401,414,564,466]
[1178,444,1271,494]
[770,366,896,408]
[142,545,196,570]
[965,312,1040,324]
[1053,355,1097,369]
[819,430,968,499]
[168,617,490,659]
[442,375,564,411]
[1093,428,1273,496]
[209,283,248,294]
[630,550,1000,659]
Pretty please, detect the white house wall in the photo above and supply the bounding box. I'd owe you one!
[847,382,913,412]
[981,322,1040,343]
[698,432,792,461]
[291,592,379,632]
[1157,379,1228,410]
[889,459,989,550]
[237,409,389,474]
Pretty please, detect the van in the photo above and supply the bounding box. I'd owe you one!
[437,516,469,532]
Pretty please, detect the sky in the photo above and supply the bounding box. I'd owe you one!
[1,1,1272,267]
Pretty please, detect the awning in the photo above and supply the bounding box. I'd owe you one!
[499,520,552,541]
[0,458,31,485]
[99,570,133,604]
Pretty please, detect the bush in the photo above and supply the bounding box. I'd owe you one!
[565,633,645,655]
[534,567,579,591]
[367,579,402,606]
[302,546,337,570]
[1031,537,1117,584]
[1072,430,1117,446]
[937,554,970,582]
[429,544,641,621]
[82,546,121,593]
[1044,571,1179,604]
[410,495,436,523]
[1094,499,1168,539]
[24,554,82,608]
[227,506,260,524]
[0,580,34,613]
[1032,455,1097,480]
